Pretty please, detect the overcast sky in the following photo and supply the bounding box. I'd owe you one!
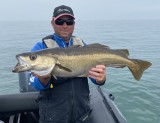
[0,0,160,21]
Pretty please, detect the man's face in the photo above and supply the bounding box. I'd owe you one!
[52,15,75,42]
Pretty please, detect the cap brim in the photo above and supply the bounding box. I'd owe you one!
[54,14,75,20]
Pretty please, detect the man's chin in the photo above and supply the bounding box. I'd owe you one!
[61,35,70,41]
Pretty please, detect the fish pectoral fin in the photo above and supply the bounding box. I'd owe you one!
[56,63,72,72]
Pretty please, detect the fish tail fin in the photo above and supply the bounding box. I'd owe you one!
[129,59,152,81]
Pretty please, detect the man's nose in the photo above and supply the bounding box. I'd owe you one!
[62,22,68,27]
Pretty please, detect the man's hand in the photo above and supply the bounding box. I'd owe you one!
[88,65,106,84]
[32,72,52,86]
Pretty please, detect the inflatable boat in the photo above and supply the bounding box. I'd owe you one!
[0,72,128,123]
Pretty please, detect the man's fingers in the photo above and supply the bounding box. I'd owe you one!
[88,70,101,77]
[96,65,106,69]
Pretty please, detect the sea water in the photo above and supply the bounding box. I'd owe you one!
[0,20,160,123]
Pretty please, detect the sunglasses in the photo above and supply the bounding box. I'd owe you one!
[55,19,75,26]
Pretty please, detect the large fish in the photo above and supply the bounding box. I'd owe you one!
[12,43,151,81]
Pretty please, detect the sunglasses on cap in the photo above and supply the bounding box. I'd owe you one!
[55,19,75,26]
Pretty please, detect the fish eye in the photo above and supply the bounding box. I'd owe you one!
[29,54,37,61]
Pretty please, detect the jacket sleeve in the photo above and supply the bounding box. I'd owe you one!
[31,42,46,51]
[30,73,50,91]
[89,77,105,85]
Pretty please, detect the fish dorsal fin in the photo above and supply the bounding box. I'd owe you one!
[115,49,129,57]
[87,43,110,49]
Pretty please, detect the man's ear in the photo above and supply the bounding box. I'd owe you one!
[51,20,55,30]
[51,18,54,24]
[51,18,54,27]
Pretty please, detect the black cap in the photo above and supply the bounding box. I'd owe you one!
[53,5,74,20]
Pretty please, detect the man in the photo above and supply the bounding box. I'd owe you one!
[30,5,106,123]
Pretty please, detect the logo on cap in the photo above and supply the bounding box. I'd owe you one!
[57,8,71,13]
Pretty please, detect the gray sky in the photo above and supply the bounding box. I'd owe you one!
[0,0,160,21]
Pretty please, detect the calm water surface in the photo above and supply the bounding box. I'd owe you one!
[0,20,160,123]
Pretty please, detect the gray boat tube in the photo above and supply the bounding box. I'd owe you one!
[0,72,128,123]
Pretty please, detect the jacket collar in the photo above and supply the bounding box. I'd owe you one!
[53,33,73,48]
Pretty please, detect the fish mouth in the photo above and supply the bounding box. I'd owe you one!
[12,56,32,73]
